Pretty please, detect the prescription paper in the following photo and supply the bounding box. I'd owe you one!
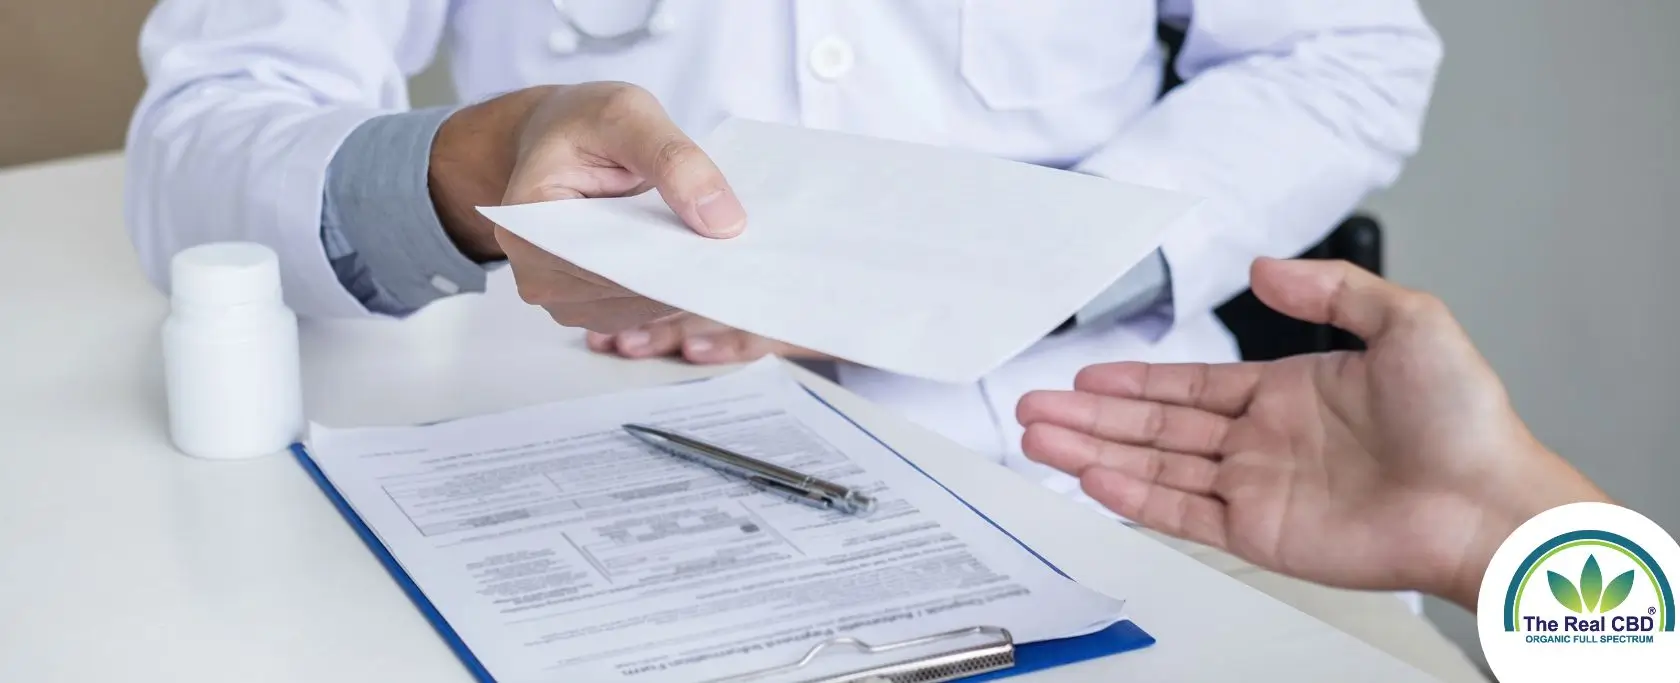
[306,359,1126,683]
[479,118,1199,383]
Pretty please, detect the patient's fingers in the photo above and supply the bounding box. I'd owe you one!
[1017,390,1231,455]
[1073,361,1263,418]
[1021,423,1220,495]
[1081,468,1229,551]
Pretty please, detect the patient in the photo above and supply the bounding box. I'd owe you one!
[1017,257,1610,612]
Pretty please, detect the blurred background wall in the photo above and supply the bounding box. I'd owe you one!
[4,0,1676,671]
[1360,1,1680,669]
[0,1,153,167]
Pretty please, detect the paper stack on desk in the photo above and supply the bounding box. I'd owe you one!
[478,118,1199,384]
[299,359,1146,683]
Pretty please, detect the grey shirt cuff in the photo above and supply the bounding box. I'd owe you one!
[321,105,491,317]
[1075,248,1170,325]
[1051,248,1170,334]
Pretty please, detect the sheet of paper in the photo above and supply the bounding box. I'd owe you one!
[307,359,1126,683]
[477,118,1199,383]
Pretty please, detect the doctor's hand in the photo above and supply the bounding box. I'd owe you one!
[1016,258,1607,611]
[430,82,746,333]
[586,313,832,364]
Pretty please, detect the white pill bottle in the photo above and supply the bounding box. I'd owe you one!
[161,242,303,459]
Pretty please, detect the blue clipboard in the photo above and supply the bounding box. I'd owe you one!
[292,385,1156,682]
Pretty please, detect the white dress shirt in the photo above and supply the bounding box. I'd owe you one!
[126,0,1443,512]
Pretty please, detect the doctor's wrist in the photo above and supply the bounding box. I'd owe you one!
[430,87,553,263]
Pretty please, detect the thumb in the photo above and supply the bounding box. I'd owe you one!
[588,89,746,238]
[622,135,745,239]
[1249,257,1437,343]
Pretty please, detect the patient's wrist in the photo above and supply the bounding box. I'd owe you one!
[1441,443,1611,612]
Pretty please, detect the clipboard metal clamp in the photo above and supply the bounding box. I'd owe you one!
[704,625,1016,683]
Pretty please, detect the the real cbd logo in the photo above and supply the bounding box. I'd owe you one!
[1527,554,1656,633]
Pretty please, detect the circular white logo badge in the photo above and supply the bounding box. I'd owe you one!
[1478,502,1680,682]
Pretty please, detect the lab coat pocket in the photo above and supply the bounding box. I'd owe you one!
[958,0,1153,110]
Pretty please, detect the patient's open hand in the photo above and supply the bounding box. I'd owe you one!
[1016,258,1607,610]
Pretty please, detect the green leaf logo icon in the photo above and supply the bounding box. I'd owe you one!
[1545,555,1637,614]
[1550,570,1584,613]
[1581,555,1603,612]
[1600,570,1636,613]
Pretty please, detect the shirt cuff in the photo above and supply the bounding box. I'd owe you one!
[1049,248,1172,337]
[1073,248,1170,326]
[320,105,492,317]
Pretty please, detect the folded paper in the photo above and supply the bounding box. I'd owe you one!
[479,118,1198,383]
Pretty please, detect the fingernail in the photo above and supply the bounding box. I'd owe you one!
[685,337,714,357]
[695,189,746,237]
[1264,257,1314,275]
[618,330,650,350]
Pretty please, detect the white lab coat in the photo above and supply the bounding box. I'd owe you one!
[126,0,1442,510]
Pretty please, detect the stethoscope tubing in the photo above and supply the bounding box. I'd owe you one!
[549,0,670,53]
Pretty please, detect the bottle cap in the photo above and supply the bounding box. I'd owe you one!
[169,242,284,308]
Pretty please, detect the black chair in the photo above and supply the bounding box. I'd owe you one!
[1213,215,1380,360]
[1157,21,1379,361]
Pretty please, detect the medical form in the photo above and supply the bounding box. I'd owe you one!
[304,359,1127,682]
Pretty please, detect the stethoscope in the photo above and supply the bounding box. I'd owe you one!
[547,0,675,54]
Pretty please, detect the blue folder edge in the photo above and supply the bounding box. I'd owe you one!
[290,382,1155,682]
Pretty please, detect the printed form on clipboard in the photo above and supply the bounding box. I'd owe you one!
[296,359,1155,683]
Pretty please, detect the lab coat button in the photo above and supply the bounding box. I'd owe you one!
[808,36,855,82]
[430,275,461,295]
[647,10,677,36]
[547,29,579,55]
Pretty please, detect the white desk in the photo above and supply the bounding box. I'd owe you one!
[0,153,1486,682]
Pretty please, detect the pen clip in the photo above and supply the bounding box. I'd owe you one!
[746,475,838,512]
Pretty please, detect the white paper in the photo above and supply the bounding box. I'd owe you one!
[478,118,1199,383]
[306,360,1126,683]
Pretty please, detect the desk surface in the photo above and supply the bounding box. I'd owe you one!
[0,154,1485,682]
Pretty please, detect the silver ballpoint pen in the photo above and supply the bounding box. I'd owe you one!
[622,423,877,515]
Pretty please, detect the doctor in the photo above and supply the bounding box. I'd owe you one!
[126,1,1442,508]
